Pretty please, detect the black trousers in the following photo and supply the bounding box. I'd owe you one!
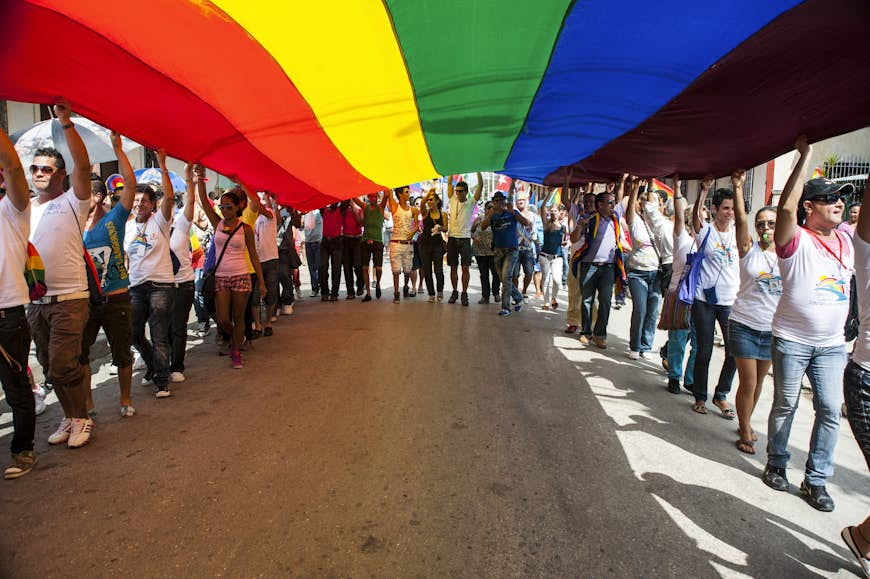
[475,255,501,299]
[0,307,34,454]
[418,241,444,296]
[319,237,343,296]
[342,236,364,294]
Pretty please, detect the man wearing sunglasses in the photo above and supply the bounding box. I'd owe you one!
[763,136,855,512]
[26,100,95,449]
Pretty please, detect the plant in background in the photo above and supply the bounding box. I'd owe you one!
[822,153,841,178]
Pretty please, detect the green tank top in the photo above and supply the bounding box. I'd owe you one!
[362,205,384,242]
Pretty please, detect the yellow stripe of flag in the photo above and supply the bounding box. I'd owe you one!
[212,0,437,188]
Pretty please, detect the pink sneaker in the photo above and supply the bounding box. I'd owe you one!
[230,350,243,369]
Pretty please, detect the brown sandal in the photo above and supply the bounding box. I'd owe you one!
[736,439,755,454]
[692,401,707,415]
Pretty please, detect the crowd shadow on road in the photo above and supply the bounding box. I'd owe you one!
[553,335,868,578]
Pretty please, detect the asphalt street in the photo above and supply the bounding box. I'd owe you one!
[1,265,868,577]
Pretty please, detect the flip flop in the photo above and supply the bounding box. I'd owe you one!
[692,402,707,415]
[735,439,755,455]
[736,428,759,442]
[716,405,736,420]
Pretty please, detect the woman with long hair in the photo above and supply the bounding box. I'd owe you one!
[418,189,449,303]
[198,182,265,369]
[729,170,781,454]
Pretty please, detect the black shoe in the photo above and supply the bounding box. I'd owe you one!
[321,294,329,302]
[329,294,338,302]
[356,288,365,296]
[376,286,382,299]
[393,292,400,304]
[493,293,500,302]
[762,465,789,492]
[403,286,410,297]
[346,293,355,300]
[251,329,261,340]
[667,379,681,395]
[461,292,469,306]
[448,290,459,304]
[478,297,489,304]
[263,327,273,337]
[143,369,155,384]
[800,480,834,512]
[362,294,372,302]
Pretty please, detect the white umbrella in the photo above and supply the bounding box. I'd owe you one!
[10,116,140,171]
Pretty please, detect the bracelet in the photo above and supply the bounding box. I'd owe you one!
[674,195,685,200]
[61,123,74,130]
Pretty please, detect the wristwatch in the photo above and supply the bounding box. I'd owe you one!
[61,123,74,130]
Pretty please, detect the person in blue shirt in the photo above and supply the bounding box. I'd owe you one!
[480,183,532,316]
[80,132,137,418]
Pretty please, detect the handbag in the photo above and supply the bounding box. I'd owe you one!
[201,222,243,313]
[677,228,711,305]
[658,289,691,330]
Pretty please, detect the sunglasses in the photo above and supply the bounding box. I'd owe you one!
[810,193,845,205]
[29,164,56,175]
[755,220,776,229]
[218,204,235,210]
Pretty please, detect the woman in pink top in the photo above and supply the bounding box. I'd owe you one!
[198,182,265,369]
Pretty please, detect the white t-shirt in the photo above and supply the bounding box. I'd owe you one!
[729,242,782,332]
[642,202,673,265]
[170,212,195,284]
[695,222,740,306]
[852,232,870,371]
[124,210,175,287]
[30,188,90,297]
[255,212,279,262]
[0,196,31,308]
[772,228,854,347]
[448,196,475,238]
[627,218,659,271]
[668,229,693,293]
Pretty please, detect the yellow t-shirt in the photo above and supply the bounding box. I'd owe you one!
[242,206,257,273]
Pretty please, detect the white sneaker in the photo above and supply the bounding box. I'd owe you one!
[67,418,94,448]
[281,305,294,315]
[48,418,72,445]
[33,386,47,416]
[170,372,185,383]
[133,353,146,370]
[156,386,172,399]
[627,351,640,360]
[296,288,303,300]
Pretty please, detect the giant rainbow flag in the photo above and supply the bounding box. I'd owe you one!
[1,0,868,209]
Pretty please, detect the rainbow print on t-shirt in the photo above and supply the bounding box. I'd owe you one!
[812,275,848,304]
[755,271,782,295]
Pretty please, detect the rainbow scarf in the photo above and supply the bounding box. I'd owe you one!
[571,213,628,299]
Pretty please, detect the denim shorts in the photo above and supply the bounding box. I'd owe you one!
[727,318,772,360]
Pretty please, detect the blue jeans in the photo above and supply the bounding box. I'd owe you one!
[691,299,736,402]
[130,282,174,388]
[561,246,569,285]
[767,337,846,485]
[844,360,870,470]
[305,241,321,293]
[627,268,662,353]
[668,325,696,385]
[580,262,615,338]
[494,248,522,310]
[193,269,209,323]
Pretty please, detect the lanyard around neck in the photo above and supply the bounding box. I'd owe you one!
[802,226,848,271]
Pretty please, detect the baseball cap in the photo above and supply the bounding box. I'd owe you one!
[492,191,507,201]
[800,178,854,202]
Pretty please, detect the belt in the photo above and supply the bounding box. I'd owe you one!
[31,290,89,305]
[0,305,25,318]
[540,252,557,258]
[588,261,614,267]
[390,239,412,245]
[97,290,131,304]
